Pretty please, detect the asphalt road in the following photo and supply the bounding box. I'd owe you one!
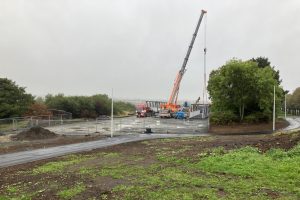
[0,117,299,169]
[283,117,300,131]
[0,133,202,168]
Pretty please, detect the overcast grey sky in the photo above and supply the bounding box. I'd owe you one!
[1,0,299,101]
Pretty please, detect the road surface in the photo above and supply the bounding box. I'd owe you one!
[0,133,202,168]
[283,117,300,131]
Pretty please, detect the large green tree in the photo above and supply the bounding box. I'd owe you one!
[0,78,34,118]
[250,57,281,84]
[207,59,283,123]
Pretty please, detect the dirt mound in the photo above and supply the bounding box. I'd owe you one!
[13,126,57,141]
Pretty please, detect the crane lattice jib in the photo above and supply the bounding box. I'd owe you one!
[167,10,207,106]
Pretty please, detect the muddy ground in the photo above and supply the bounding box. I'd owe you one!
[0,134,106,155]
[0,118,290,155]
[0,130,299,199]
[209,118,289,134]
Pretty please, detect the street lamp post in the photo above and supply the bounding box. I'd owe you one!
[285,94,287,119]
[273,85,276,131]
[111,88,114,138]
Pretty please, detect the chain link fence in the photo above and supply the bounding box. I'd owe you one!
[0,113,72,135]
[46,116,209,136]
[286,109,300,116]
[0,115,208,137]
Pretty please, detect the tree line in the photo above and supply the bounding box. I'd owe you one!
[0,78,135,119]
[43,94,135,118]
[286,87,300,113]
[287,87,300,109]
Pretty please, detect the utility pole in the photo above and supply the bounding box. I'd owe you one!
[111,88,114,138]
[285,93,287,119]
[273,85,276,131]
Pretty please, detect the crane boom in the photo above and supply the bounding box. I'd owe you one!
[167,10,207,106]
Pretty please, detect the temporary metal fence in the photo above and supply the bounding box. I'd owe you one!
[286,109,300,116]
[0,114,209,137]
[45,116,209,137]
[0,113,72,134]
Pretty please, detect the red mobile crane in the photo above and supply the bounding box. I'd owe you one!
[159,10,207,118]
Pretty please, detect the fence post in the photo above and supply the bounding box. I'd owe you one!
[208,114,210,131]
[95,119,98,133]
[12,119,15,130]
[48,115,51,126]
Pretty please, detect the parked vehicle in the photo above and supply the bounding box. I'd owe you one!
[136,104,154,118]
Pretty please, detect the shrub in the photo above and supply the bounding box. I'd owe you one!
[244,112,270,123]
[210,111,238,125]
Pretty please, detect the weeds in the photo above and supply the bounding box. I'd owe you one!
[57,182,85,199]
[32,155,88,174]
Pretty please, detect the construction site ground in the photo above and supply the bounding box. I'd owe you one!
[0,116,209,155]
[0,135,106,155]
[1,130,300,199]
[0,117,293,155]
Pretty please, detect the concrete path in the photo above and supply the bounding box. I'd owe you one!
[0,133,202,168]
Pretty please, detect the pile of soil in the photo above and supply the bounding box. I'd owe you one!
[13,126,57,141]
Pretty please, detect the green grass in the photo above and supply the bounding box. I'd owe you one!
[1,138,300,200]
[32,155,89,174]
[78,167,95,176]
[196,145,300,199]
[103,152,120,158]
[5,185,20,194]
[98,164,146,179]
[158,136,209,143]
[0,183,36,200]
[111,144,300,199]
[57,182,85,199]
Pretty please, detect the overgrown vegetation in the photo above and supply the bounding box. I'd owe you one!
[0,78,34,118]
[0,77,135,119]
[44,94,135,118]
[208,57,284,125]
